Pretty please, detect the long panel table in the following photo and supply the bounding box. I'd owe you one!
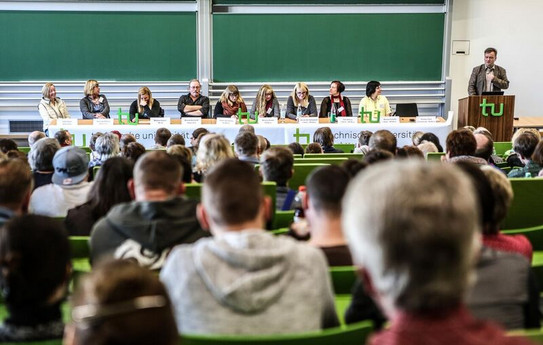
[49,117,453,148]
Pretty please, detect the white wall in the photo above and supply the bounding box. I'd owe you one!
[449,0,543,117]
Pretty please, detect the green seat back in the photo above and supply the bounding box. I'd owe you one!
[69,236,91,278]
[502,178,543,229]
[180,320,373,345]
[494,141,513,156]
[271,210,294,229]
[532,251,543,293]
[426,152,445,162]
[294,157,348,165]
[303,153,363,160]
[18,146,31,154]
[333,144,355,153]
[290,163,328,191]
[269,228,289,236]
[92,165,101,178]
[508,328,543,343]
[502,225,543,250]
[329,266,357,295]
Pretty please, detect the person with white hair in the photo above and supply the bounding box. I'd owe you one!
[342,160,532,345]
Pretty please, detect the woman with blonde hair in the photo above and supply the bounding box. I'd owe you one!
[129,86,163,121]
[38,82,71,134]
[286,82,317,119]
[250,84,280,119]
[80,80,110,119]
[214,85,247,118]
[194,134,234,182]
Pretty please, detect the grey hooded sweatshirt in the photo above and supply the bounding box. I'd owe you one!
[160,229,339,335]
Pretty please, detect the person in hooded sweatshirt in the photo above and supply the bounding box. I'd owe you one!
[89,151,208,270]
[160,158,339,335]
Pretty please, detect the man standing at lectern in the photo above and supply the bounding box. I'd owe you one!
[468,47,509,95]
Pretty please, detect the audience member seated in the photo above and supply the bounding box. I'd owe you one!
[160,159,339,335]
[38,82,71,134]
[0,139,18,154]
[363,149,394,165]
[251,84,280,119]
[129,86,162,121]
[65,157,133,236]
[123,142,146,163]
[28,138,60,190]
[0,215,70,342]
[286,82,317,119]
[304,166,353,266]
[235,131,260,165]
[396,145,424,159]
[319,80,353,118]
[481,166,533,261]
[354,130,372,154]
[166,133,185,148]
[90,151,207,269]
[313,127,343,153]
[189,127,209,156]
[0,159,32,226]
[417,140,439,158]
[358,80,391,118]
[532,141,543,177]
[28,131,46,147]
[474,131,496,164]
[167,145,193,183]
[287,142,304,156]
[305,142,323,154]
[64,259,178,345]
[508,132,542,177]
[257,135,270,155]
[444,129,487,165]
[368,129,396,155]
[341,159,368,178]
[151,127,172,150]
[456,162,539,330]
[214,85,247,119]
[88,132,120,171]
[178,79,210,117]
[343,159,533,345]
[194,134,234,182]
[55,129,72,147]
[260,146,295,211]
[411,131,424,146]
[119,133,136,156]
[89,132,103,160]
[238,124,255,134]
[419,132,444,152]
[30,146,92,217]
[80,79,110,119]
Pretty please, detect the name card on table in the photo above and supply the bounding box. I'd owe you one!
[182,117,202,126]
[337,117,358,125]
[416,116,437,123]
[93,119,114,126]
[259,117,278,125]
[150,117,171,126]
[380,116,400,124]
[297,117,319,124]
[216,118,237,125]
[58,118,78,126]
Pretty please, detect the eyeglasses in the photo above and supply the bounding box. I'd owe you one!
[94,84,100,88]
[190,86,200,89]
[265,92,273,96]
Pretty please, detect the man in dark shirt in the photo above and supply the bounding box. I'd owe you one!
[177,79,210,117]
[0,159,32,226]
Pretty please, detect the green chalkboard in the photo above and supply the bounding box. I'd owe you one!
[213,13,444,82]
[0,11,196,81]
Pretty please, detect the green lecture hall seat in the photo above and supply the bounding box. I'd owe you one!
[290,163,328,191]
[426,152,445,162]
[501,178,543,230]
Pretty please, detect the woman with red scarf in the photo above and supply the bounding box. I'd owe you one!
[214,85,247,119]
[319,80,353,118]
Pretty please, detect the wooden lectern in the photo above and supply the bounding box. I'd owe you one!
[458,95,515,141]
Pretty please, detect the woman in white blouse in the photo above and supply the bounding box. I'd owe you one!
[38,82,70,134]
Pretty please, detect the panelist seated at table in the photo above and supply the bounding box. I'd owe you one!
[214,85,247,119]
[468,47,510,95]
[250,84,280,119]
[319,80,353,118]
[80,80,110,119]
[129,86,163,121]
[177,79,210,117]
[38,82,71,134]
[358,80,391,118]
[286,82,317,119]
